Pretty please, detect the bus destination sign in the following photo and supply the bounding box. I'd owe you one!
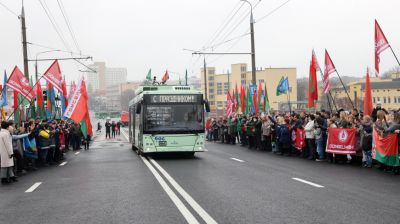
[146,94,201,104]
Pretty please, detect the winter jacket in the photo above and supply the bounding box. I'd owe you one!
[304,120,315,139]
[277,124,291,144]
[38,129,52,149]
[262,121,273,136]
[0,129,14,168]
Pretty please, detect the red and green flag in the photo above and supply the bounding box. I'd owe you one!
[240,84,246,113]
[373,130,400,167]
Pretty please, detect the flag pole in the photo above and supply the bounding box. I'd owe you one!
[389,45,400,67]
[334,70,354,109]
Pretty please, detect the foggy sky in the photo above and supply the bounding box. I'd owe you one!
[0,0,399,84]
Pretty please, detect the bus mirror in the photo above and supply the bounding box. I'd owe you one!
[136,103,142,114]
[204,100,210,112]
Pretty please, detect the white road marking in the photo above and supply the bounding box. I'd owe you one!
[25,182,42,193]
[230,157,245,163]
[75,152,80,155]
[59,162,67,166]
[121,129,129,141]
[292,178,324,188]
[150,158,218,224]
[140,156,200,224]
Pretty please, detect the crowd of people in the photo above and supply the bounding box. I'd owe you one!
[0,118,91,184]
[104,120,121,139]
[205,102,400,174]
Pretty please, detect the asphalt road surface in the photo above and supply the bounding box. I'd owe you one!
[1,130,399,224]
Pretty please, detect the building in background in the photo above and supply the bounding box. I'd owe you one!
[330,73,400,110]
[200,63,297,116]
[86,62,127,94]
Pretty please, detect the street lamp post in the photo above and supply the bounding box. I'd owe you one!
[241,0,257,86]
[35,50,60,81]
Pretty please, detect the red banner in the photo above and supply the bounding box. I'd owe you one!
[7,66,35,101]
[291,128,305,150]
[326,128,357,154]
[42,60,63,92]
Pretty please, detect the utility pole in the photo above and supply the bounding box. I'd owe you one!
[249,8,256,85]
[241,0,257,85]
[20,5,29,79]
[203,57,208,100]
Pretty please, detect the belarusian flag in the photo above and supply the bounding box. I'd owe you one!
[36,82,45,119]
[308,50,319,108]
[373,130,400,167]
[240,84,245,113]
[64,78,88,123]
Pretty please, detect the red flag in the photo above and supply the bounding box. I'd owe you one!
[323,50,336,94]
[308,50,319,108]
[363,68,373,116]
[61,78,68,107]
[253,89,257,114]
[7,66,35,101]
[240,84,246,113]
[64,79,88,123]
[162,70,169,83]
[375,20,390,76]
[257,81,262,109]
[42,60,63,92]
[226,91,234,117]
[69,81,76,101]
[36,83,43,108]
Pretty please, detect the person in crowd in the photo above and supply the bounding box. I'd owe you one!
[83,134,91,150]
[211,119,219,142]
[111,121,117,138]
[304,114,316,160]
[51,121,62,163]
[97,122,102,133]
[314,116,327,161]
[117,121,122,136]
[37,120,52,166]
[205,117,212,141]
[8,121,29,175]
[360,116,373,168]
[277,116,291,156]
[239,116,247,146]
[371,102,388,122]
[105,120,111,139]
[254,116,262,150]
[246,116,256,149]
[228,117,238,145]
[261,116,273,151]
[0,121,18,184]
[221,118,228,144]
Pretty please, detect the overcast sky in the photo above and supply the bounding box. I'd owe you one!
[0,0,399,84]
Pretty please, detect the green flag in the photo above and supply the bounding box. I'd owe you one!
[246,86,252,114]
[80,120,88,139]
[264,83,270,113]
[146,69,152,81]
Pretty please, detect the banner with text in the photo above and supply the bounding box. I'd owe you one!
[326,128,357,154]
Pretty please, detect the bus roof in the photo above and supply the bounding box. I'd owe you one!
[129,85,203,107]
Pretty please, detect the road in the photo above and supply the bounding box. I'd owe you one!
[1,129,399,224]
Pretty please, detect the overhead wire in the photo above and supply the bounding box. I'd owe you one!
[256,0,293,23]
[0,1,18,17]
[56,0,81,53]
[38,0,72,52]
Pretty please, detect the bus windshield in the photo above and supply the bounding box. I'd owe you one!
[144,104,204,133]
